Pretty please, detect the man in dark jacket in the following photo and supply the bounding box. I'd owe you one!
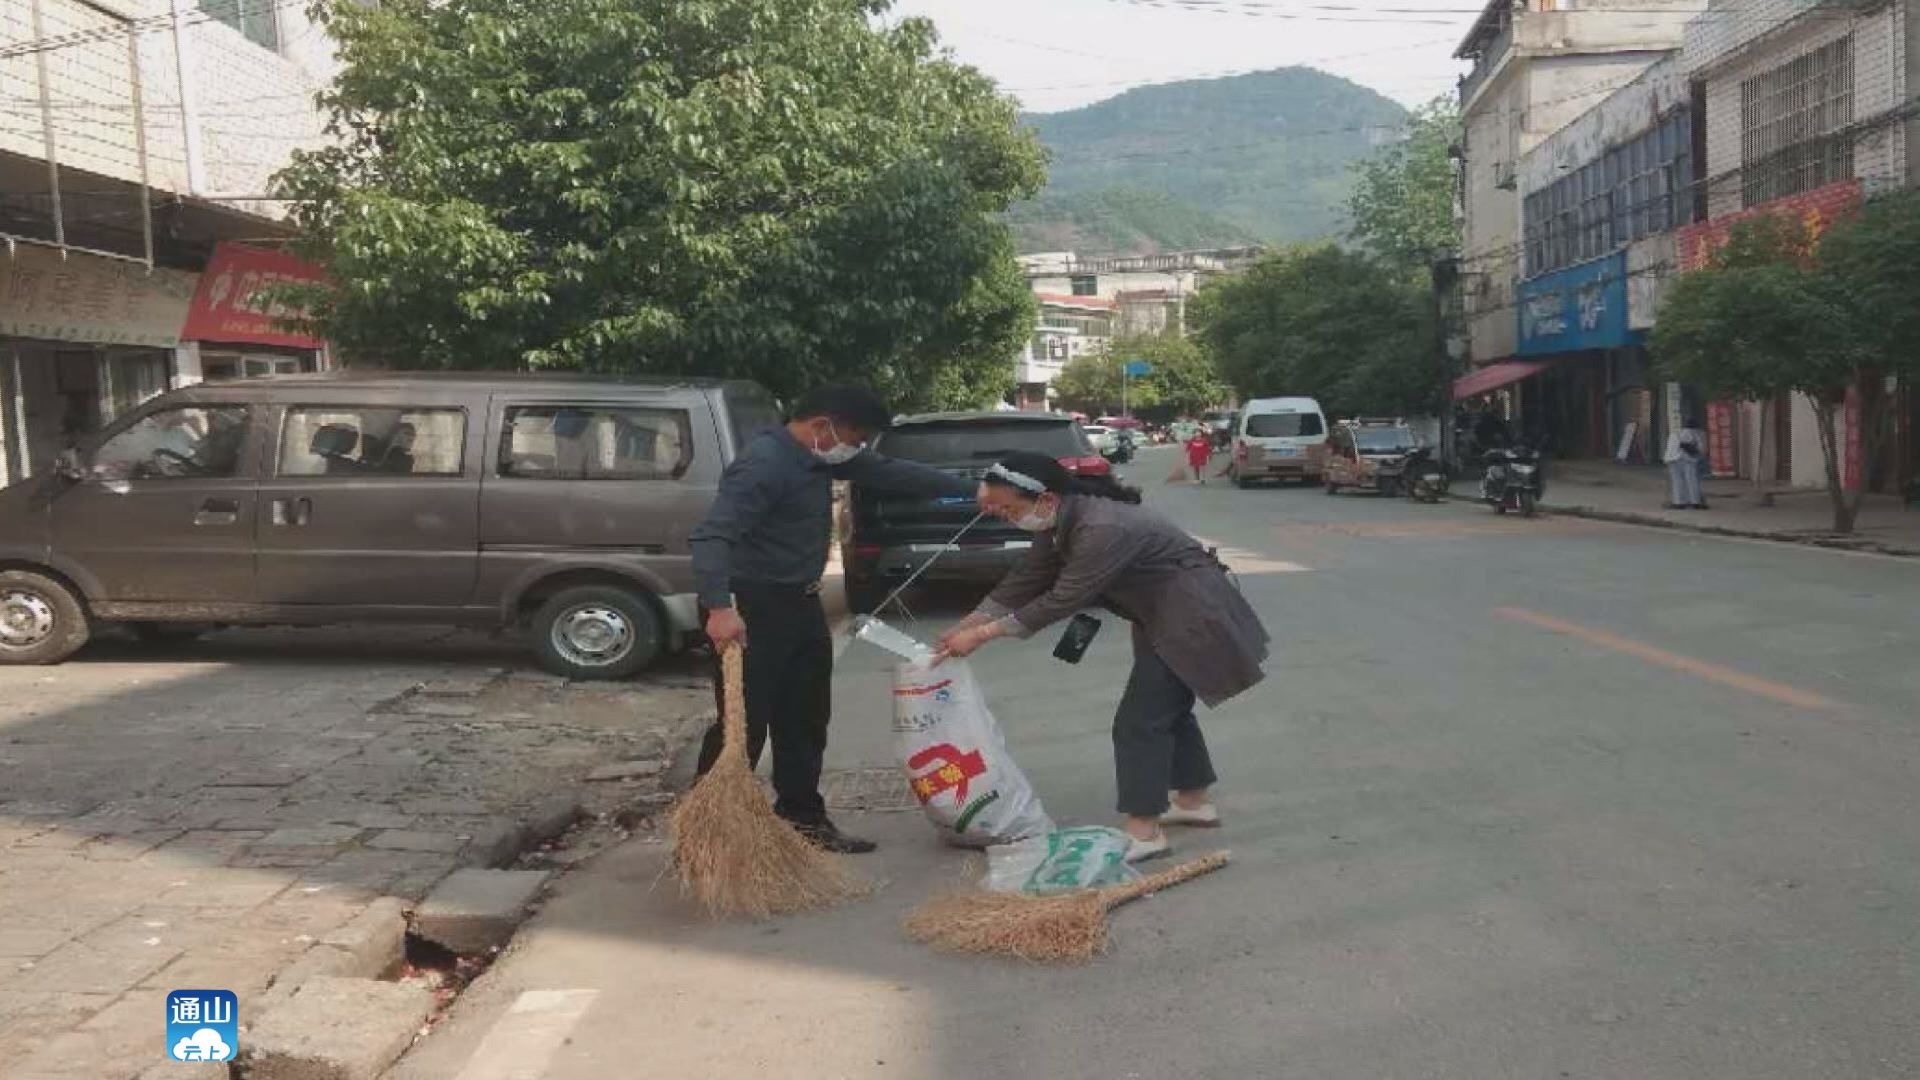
[689,385,970,853]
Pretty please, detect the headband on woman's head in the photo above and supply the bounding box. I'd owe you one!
[985,463,1048,495]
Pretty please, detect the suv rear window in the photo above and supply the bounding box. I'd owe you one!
[1247,413,1324,438]
[878,421,1091,464]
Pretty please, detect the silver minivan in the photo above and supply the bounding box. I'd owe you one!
[0,372,779,679]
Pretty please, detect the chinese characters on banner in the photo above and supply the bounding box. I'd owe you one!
[0,245,197,347]
[1844,386,1862,492]
[180,243,328,349]
[1675,180,1866,481]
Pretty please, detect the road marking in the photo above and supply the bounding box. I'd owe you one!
[450,989,599,1080]
[1196,539,1311,574]
[1493,607,1838,710]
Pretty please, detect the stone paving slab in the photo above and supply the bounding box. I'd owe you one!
[0,628,714,1080]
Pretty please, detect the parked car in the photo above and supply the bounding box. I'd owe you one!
[1228,397,1329,487]
[1081,424,1119,457]
[0,372,783,679]
[1323,419,1420,496]
[843,412,1105,614]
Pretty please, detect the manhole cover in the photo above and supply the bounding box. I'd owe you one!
[821,766,918,812]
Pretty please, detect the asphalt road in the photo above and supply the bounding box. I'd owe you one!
[389,446,1920,1080]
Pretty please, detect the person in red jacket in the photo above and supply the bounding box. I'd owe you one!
[1185,429,1214,484]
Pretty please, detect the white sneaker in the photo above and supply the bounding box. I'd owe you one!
[1163,798,1221,828]
[1125,833,1171,864]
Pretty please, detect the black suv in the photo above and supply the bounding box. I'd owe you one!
[843,412,1107,614]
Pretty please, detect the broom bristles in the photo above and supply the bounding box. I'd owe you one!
[670,646,868,918]
[904,851,1232,963]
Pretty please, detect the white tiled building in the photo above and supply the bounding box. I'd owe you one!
[1,0,338,485]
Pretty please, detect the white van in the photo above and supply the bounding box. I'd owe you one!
[1230,397,1330,487]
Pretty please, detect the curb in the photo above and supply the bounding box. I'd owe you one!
[1446,489,1920,558]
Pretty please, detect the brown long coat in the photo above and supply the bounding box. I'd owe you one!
[980,495,1270,708]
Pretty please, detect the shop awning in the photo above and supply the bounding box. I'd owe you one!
[1453,359,1552,401]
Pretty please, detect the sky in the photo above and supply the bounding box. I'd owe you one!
[884,0,1481,114]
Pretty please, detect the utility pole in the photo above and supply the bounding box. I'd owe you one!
[1431,254,1462,473]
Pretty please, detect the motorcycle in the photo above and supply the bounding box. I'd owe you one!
[1404,447,1449,504]
[1480,445,1544,517]
[1108,430,1137,464]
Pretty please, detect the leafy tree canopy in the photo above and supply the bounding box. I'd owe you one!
[1049,334,1229,417]
[278,0,1046,411]
[1347,98,1461,279]
[1191,245,1437,418]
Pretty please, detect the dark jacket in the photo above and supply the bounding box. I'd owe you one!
[979,495,1269,708]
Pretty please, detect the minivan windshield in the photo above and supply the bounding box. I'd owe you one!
[1247,412,1325,438]
[878,421,1091,463]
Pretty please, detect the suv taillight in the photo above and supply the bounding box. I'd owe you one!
[1061,455,1110,476]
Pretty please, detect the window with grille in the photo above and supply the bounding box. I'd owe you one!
[199,0,280,51]
[1521,109,1693,277]
[1740,36,1855,207]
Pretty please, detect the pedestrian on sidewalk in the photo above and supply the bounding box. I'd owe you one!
[1185,429,1214,484]
[936,451,1271,864]
[690,385,973,854]
[1665,415,1709,510]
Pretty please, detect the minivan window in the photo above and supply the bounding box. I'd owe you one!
[726,395,783,453]
[279,407,466,477]
[93,406,250,481]
[1247,413,1324,439]
[501,406,693,480]
[877,421,1091,463]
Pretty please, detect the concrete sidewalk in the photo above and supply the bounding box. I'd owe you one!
[1526,459,1920,555]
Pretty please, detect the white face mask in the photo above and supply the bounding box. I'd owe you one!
[811,421,863,465]
[1012,501,1057,533]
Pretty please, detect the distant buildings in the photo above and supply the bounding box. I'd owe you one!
[1450,0,1919,495]
[1010,248,1260,410]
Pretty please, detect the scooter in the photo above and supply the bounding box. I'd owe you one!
[1404,447,1449,504]
[1480,445,1544,517]
[1108,430,1137,464]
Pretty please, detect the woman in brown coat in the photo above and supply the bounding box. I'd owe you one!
[937,452,1270,862]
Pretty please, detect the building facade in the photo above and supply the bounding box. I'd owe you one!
[1,0,337,486]
[1010,248,1257,408]
[1678,0,1909,490]
[1503,55,1698,462]
[1454,0,1700,377]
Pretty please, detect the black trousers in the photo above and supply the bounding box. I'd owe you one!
[1112,636,1218,816]
[695,584,833,823]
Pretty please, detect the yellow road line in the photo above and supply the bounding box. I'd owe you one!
[1493,607,1838,710]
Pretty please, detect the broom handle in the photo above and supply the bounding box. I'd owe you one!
[720,643,749,760]
[1101,851,1231,909]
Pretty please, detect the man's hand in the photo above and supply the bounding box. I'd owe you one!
[706,607,746,650]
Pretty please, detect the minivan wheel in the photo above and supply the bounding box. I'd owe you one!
[532,585,661,681]
[0,570,90,666]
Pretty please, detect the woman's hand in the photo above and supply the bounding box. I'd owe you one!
[935,621,1001,663]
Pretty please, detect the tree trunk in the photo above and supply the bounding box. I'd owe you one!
[1848,376,1895,527]
[1811,395,1855,534]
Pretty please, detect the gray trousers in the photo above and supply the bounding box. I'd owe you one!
[1668,457,1703,507]
[1113,637,1219,816]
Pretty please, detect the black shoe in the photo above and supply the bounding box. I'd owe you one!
[789,818,878,855]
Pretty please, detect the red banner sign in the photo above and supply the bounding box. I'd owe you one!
[1707,400,1738,478]
[180,243,328,349]
[1677,180,1862,270]
[1844,385,1863,492]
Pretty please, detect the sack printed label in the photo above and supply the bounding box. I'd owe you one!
[907,742,988,807]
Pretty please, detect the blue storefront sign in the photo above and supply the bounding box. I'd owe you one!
[1516,252,1637,356]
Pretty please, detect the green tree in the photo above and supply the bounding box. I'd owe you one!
[1131,334,1230,418]
[1051,352,1139,416]
[276,0,1046,411]
[1658,193,1920,533]
[1654,214,1862,531]
[1347,98,1461,278]
[1190,245,1437,419]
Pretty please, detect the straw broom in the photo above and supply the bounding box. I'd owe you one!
[904,851,1231,963]
[669,644,868,918]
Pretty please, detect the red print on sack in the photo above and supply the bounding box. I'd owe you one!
[907,743,987,807]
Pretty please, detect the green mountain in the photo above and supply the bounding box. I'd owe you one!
[1011,67,1410,256]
